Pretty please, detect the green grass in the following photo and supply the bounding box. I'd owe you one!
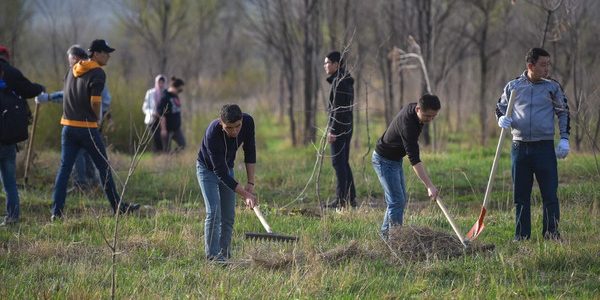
[2,111,600,298]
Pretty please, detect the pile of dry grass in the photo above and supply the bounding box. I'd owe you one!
[385,225,494,261]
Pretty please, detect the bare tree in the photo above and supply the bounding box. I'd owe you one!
[462,0,512,145]
[302,0,322,144]
[0,0,32,66]
[247,0,301,145]
[118,0,190,75]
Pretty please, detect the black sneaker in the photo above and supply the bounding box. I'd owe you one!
[0,216,18,226]
[118,202,141,214]
[325,199,346,209]
[50,214,62,222]
[544,232,562,241]
[349,199,358,208]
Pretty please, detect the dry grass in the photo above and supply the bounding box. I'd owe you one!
[384,225,495,261]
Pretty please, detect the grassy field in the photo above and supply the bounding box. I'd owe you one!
[1,110,600,299]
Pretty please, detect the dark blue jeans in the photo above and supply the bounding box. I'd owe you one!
[372,151,407,236]
[196,160,236,260]
[52,126,121,216]
[74,149,97,187]
[331,132,355,205]
[511,140,560,239]
[0,144,19,220]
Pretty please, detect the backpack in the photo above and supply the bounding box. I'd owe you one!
[0,68,31,145]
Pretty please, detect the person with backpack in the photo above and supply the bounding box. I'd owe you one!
[0,45,44,226]
[50,39,140,220]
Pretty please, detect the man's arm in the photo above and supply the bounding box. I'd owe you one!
[245,163,256,194]
[412,162,438,200]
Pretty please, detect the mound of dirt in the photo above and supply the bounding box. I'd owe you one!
[385,225,495,261]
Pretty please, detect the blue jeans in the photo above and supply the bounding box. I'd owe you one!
[196,160,236,259]
[331,132,355,204]
[511,140,560,239]
[372,151,407,236]
[74,149,97,187]
[0,144,19,220]
[52,126,121,216]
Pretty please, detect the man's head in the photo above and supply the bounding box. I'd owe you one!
[526,47,551,82]
[66,45,88,67]
[220,104,243,138]
[169,76,184,94]
[416,94,441,124]
[88,39,115,66]
[0,45,10,61]
[324,51,343,75]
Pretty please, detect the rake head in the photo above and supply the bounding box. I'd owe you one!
[245,232,298,243]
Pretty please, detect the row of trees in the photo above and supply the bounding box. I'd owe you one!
[1,0,599,151]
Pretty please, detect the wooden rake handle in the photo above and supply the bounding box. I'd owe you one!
[252,206,273,233]
[435,197,468,248]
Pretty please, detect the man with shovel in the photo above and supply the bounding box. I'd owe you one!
[496,47,569,241]
[372,94,441,238]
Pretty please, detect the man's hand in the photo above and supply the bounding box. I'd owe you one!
[35,92,49,104]
[245,182,255,195]
[498,116,512,129]
[327,132,336,144]
[427,185,439,201]
[244,192,257,208]
[556,138,570,159]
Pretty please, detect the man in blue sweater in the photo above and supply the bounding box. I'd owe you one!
[496,47,570,241]
[196,104,257,261]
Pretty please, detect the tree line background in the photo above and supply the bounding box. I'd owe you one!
[1,0,599,153]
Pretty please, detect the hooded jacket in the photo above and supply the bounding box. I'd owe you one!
[327,69,354,136]
[61,60,105,128]
[496,71,570,142]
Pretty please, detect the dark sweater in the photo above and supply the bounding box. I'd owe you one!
[197,114,256,191]
[61,60,105,128]
[375,103,423,165]
[327,69,354,135]
[0,58,44,99]
[157,90,182,131]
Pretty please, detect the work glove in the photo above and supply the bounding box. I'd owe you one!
[498,116,512,129]
[35,92,49,104]
[556,138,570,159]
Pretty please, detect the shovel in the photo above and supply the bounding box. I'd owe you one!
[466,90,517,240]
[245,206,298,243]
[23,102,40,185]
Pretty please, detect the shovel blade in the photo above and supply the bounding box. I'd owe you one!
[466,207,487,240]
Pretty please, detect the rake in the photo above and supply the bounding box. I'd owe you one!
[466,90,517,240]
[435,197,469,248]
[245,206,298,243]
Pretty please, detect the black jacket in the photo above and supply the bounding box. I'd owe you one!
[0,58,44,99]
[327,69,354,135]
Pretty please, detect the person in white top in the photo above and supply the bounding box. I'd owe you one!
[143,74,166,152]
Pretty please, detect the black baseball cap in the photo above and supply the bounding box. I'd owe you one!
[88,39,115,53]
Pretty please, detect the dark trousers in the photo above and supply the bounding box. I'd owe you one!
[511,140,560,239]
[331,132,356,205]
[149,119,163,152]
[52,126,121,216]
